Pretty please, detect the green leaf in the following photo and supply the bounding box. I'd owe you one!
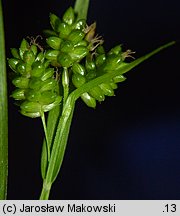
[0,0,8,200]
[74,0,89,20]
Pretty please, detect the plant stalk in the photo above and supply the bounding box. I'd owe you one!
[41,105,61,179]
[41,113,50,162]
[0,0,8,200]
[40,99,75,199]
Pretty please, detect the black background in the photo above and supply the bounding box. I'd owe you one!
[2,0,180,199]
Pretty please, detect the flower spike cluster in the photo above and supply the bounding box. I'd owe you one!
[8,39,62,118]
[8,7,132,117]
[45,7,88,68]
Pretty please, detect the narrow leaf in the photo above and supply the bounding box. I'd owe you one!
[0,0,8,200]
[74,0,89,20]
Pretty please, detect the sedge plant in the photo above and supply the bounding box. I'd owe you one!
[0,0,175,199]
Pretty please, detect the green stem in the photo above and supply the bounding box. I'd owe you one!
[41,113,50,162]
[39,179,52,200]
[40,98,75,199]
[41,105,61,179]
[0,0,8,200]
[62,67,69,105]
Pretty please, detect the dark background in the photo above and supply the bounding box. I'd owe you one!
[2,0,180,199]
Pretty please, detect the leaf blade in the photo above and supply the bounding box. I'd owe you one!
[74,0,89,20]
[0,0,8,200]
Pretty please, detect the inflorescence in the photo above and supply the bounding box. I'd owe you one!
[8,7,132,117]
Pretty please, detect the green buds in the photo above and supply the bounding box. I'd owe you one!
[21,101,41,113]
[23,50,36,65]
[69,42,131,108]
[12,77,29,89]
[89,86,105,102]
[70,46,88,62]
[19,39,29,59]
[45,50,60,61]
[9,39,62,118]
[9,6,133,115]
[99,83,114,96]
[45,7,92,68]
[41,68,54,81]
[81,92,96,108]
[57,52,73,68]
[95,54,106,67]
[72,63,86,76]
[62,7,75,25]
[113,75,126,83]
[11,48,20,59]
[108,45,122,55]
[11,89,26,100]
[8,58,20,71]
[49,13,61,32]
[68,30,85,45]
[73,19,86,30]
[46,37,62,50]
[72,73,86,88]
[104,55,122,71]
[58,23,72,38]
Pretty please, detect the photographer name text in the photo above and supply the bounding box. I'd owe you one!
[18,203,116,213]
